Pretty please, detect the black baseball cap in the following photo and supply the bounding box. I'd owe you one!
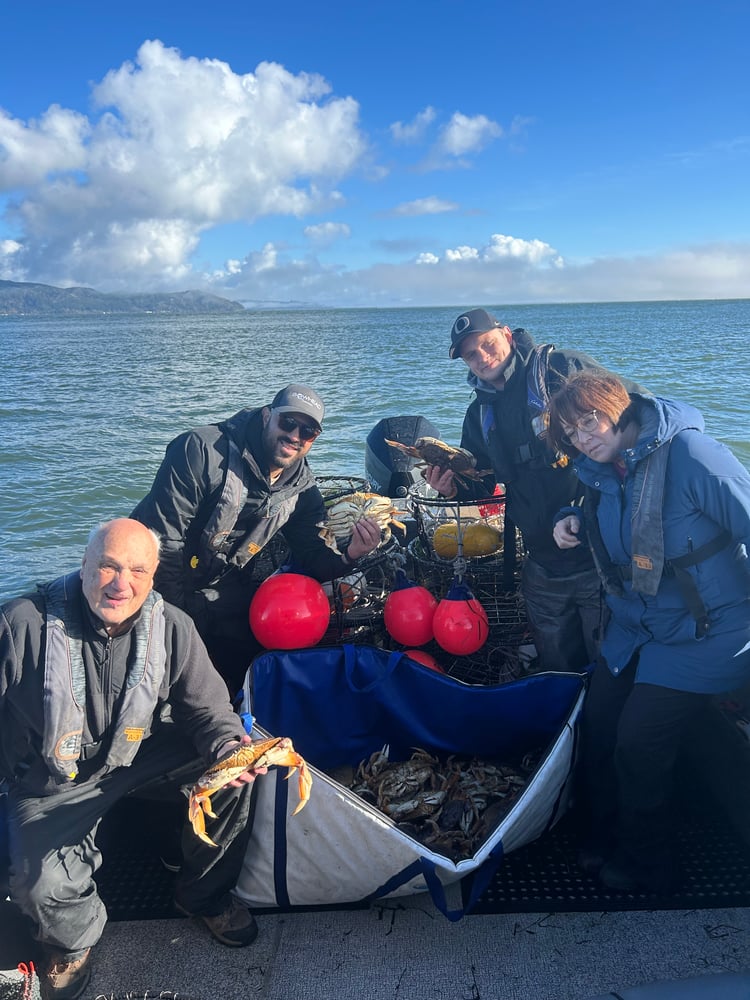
[270,384,325,429]
[448,308,503,359]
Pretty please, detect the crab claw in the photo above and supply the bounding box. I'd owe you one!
[188,790,220,847]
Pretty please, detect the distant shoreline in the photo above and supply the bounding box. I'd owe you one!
[1,280,748,316]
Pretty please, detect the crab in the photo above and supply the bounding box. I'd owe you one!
[359,746,442,801]
[188,736,312,846]
[317,491,406,555]
[383,436,491,486]
[381,789,447,821]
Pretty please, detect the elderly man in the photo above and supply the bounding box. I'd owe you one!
[132,384,381,694]
[426,309,644,673]
[1,519,265,1000]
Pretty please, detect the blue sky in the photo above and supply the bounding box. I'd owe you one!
[1,0,749,306]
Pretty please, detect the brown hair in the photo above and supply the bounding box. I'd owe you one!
[548,370,634,456]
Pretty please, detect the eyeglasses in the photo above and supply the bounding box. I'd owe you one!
[276,413,321,442]
[560,410,607,446]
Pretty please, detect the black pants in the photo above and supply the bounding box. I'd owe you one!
[521,558,602,672]
[7,726,255,955]
[577,658,705,885]
[188,589,262,699]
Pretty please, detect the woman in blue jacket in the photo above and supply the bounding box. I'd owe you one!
[549,370,750,893]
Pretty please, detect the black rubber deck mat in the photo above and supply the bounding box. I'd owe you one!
[465,809,750,915]
[88,793,750,922]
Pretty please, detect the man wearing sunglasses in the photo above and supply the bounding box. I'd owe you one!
[132,384,381,695]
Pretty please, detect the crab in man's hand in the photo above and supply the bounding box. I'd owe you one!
[188,736,312,846]
[384,436,491,487]
[318,491,406,555]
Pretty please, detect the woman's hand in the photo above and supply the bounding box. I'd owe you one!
[553,515,582,549]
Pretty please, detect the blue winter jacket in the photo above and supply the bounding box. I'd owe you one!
[567,394,750,694]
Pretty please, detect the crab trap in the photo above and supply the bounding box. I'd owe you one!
[244,475,404,648]
[319,537,401,647]
[236,645,586,919]
[403,488,533,685]
[315,477,412,647]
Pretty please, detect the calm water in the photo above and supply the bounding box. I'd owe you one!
[2,299,749,601]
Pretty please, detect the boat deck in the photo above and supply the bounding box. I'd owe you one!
[3,897,749,1000]
[3,796,750,1000]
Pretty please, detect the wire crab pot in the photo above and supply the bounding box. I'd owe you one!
[404,486,532,686]
[316,474,415,646]
[406,485,525,595]
[318,475,372,503]
[246,476,405,648]
[319,536,402,647]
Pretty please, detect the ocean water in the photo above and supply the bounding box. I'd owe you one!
[2,299,749,601]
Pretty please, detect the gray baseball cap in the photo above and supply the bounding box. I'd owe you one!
[270,384,325,428]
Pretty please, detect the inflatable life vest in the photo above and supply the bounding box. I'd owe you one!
[41,572,166,781]
[480,341,569,470]
[581,440,731,637]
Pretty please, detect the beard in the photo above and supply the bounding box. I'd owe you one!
[262,423,304,472]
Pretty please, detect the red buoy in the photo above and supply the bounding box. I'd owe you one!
[403,649,445,673]
[249,573,330,649]
[432,579,489,656]
[383,570,438,647]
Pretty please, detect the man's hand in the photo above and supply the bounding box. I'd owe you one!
[424,464,458,498]
[217,733,268,786]
[346,516,383,561]
[553,515,582,549]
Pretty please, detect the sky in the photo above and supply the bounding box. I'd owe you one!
[1,0,749,307]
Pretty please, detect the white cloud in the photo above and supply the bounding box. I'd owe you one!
[303,221,351,246]
[0,40,367,289]
[483,233,563,267]
[1,43,747,309]
[205,235,750,308]
[434,112,503,160]
[445,245,480,262]
[389,107,437,144]
[391,196,458,217]
[439,234,560,267]
[0,105,90,188]
[0,238,23,279]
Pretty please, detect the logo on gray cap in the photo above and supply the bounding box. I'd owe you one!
[270,383,325,426]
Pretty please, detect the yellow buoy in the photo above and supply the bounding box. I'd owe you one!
[432,521,460,559]
[464,522,503,557]
[431,521,503,560]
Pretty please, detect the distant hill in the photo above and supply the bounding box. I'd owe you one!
[0,280,247,315]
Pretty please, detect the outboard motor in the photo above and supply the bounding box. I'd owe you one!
[365,415,440,498]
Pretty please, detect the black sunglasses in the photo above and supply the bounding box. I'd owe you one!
[276,413,321,442]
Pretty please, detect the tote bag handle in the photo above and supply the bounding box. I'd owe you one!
[344,644,403,693]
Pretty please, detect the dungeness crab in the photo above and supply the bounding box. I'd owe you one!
[318,491,406,555]
[384,436,491,486]
[346,744,537,861]
[188,737,312,846]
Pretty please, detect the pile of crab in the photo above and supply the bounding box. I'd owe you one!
[346,744,540,862]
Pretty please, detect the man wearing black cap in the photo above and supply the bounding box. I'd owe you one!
[427,310,642,673]
[132,384,381,694]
